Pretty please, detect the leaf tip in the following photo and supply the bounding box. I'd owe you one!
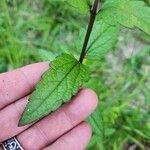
[18,118,26,127]
[18,113,32,127]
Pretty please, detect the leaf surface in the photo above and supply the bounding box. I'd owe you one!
[76,21,120,60]
[67,0,89,14]
[19,53,89,126]
[87,105,104,138]
[98,0,150,34]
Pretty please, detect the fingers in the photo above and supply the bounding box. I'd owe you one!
[44,122,92,150]
[16,89,98,150]
[0,62,49,109]
[0,96,31,142]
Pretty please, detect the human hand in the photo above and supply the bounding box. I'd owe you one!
[0,62,98,150]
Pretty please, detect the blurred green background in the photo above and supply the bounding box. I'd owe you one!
[0,0,150,149]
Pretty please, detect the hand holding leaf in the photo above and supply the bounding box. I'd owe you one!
[19,54,89,126]
[19,0,150,126]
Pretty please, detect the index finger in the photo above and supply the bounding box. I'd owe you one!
[0,62,49,109]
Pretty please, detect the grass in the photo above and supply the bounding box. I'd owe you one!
[0,0,150,149]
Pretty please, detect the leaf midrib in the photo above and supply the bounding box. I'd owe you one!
[27,61,80,116]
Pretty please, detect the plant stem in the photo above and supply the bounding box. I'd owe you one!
[79,0,99,63]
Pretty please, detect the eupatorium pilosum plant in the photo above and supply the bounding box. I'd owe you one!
[19,0,150,126]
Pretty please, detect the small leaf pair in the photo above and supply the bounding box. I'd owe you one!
[68,0,150,34]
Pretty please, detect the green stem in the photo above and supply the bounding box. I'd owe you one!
[79,0,99,63]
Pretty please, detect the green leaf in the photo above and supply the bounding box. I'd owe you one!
[98,0,150,34]
[87,135,102,150]
[19,53,89,126]
[87,104,104,138]
[76,21,120,60]
[67,0,89,14]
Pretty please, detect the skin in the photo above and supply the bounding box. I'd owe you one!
[0,62,98,150]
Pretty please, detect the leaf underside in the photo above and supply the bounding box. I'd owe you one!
[19,53,89,126]
[98,0,150,34]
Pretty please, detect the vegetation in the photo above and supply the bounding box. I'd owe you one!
[0,0,150,149]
